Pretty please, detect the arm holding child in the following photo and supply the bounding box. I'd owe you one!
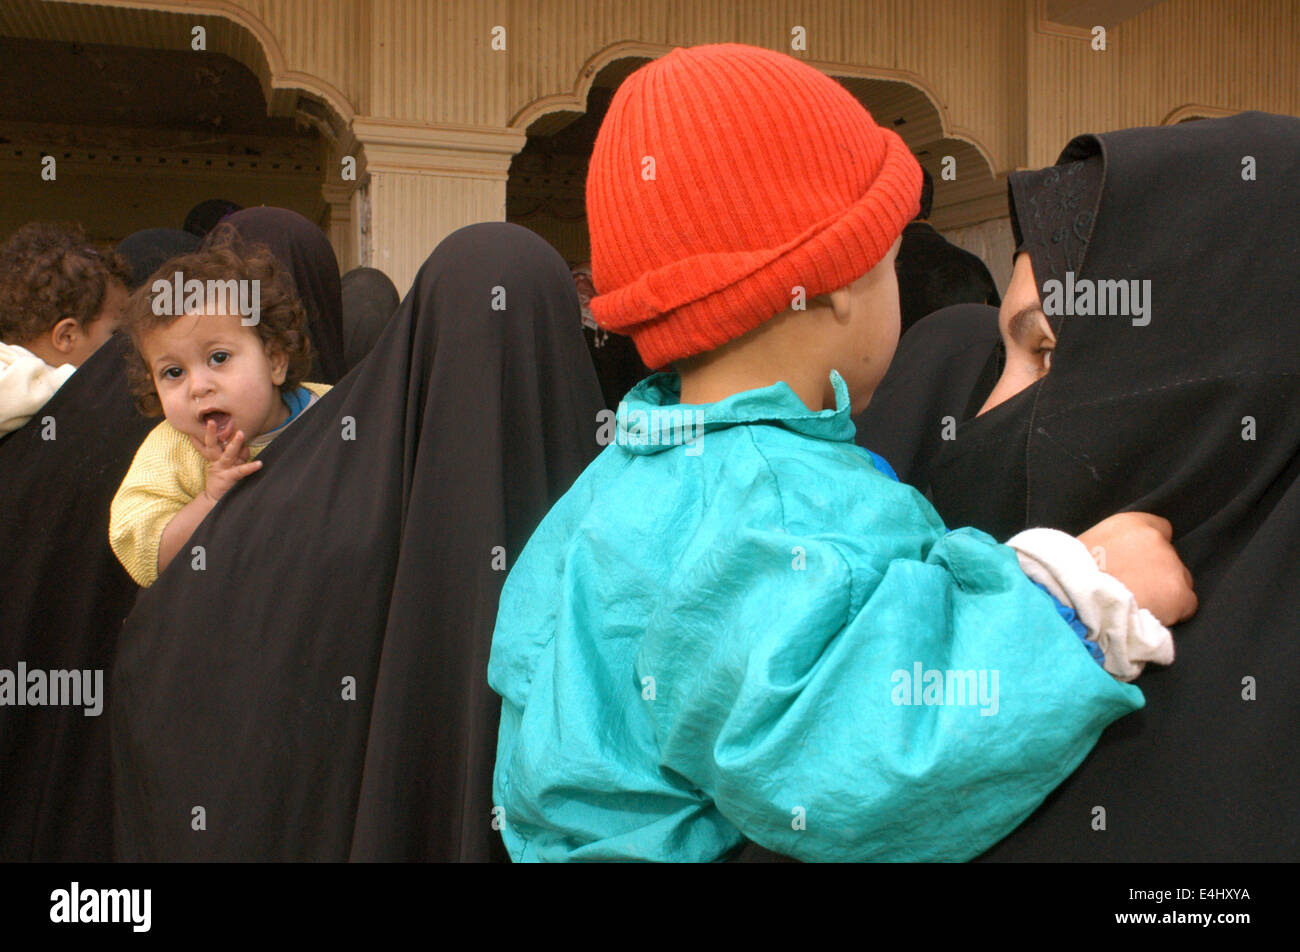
[632,484,1194,862]
[1011,512,1195,681]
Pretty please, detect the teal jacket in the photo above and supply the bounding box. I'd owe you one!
[488,371,1143,862]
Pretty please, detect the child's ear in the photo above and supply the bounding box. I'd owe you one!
[828,285,854,325]
[49,317,81,353]
[267,344,288,386]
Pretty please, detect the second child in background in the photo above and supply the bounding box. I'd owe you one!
[0,222,129,437]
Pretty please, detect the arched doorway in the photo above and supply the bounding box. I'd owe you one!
[0,0,357,265]
[506,56,649,269]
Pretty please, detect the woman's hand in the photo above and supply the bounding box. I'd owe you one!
[1078,512,1198,626]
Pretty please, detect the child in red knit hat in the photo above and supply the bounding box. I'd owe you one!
[488,43,1195,862]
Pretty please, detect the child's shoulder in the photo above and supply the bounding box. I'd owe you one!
[121,418,207,495]
[735,424,942,533]
[741,422,898,486]
[142,417,196,454]
[301,381,332,398]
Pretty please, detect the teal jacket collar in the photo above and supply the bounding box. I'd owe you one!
[615,370,858,453]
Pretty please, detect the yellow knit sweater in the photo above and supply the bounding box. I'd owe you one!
[109,382,331,587]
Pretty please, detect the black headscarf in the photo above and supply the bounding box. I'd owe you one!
[183,199,241,238]
[111,222,606,861]
[917,111,1300,860]
[1007,153,1106,285]
[341,266,400,373]
[218,207,348,384]
[895,221,1001,337]
[0,334,154,860]
[115,228,201,291]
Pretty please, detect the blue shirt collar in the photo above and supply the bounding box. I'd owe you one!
[264,385,312,436]
[615,370,857,454]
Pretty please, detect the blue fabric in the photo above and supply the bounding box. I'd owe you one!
[865,448,899,482]
[266,386,312,435]
[1035,582,1106,665]
[489,370,1143,862]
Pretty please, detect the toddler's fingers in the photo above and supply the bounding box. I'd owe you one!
[193,420,221,460]
[232,460,263,481]
[221,429,247,461]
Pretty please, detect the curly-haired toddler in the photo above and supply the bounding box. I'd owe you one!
[110,229,331,587]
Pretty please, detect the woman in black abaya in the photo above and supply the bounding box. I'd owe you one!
[111,222,605,861]
[218,207,348,384]
[0,334,155,860]
[865,111,1300,860]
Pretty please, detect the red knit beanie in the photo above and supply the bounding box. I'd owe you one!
[586,43,921,370]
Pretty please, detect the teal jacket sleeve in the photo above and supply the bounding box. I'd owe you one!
[634,522,1143,862]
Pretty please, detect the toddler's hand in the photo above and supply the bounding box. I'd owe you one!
[191,420,263,504]
[1077,512,1197,626]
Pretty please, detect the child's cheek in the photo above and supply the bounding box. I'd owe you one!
[158,388,187,432]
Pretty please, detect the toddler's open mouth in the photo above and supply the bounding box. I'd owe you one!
[199,410,234,443]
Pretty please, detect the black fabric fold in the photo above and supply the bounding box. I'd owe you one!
[111,222,605,861]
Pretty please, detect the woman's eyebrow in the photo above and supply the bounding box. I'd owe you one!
[1008,305,1047,345]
